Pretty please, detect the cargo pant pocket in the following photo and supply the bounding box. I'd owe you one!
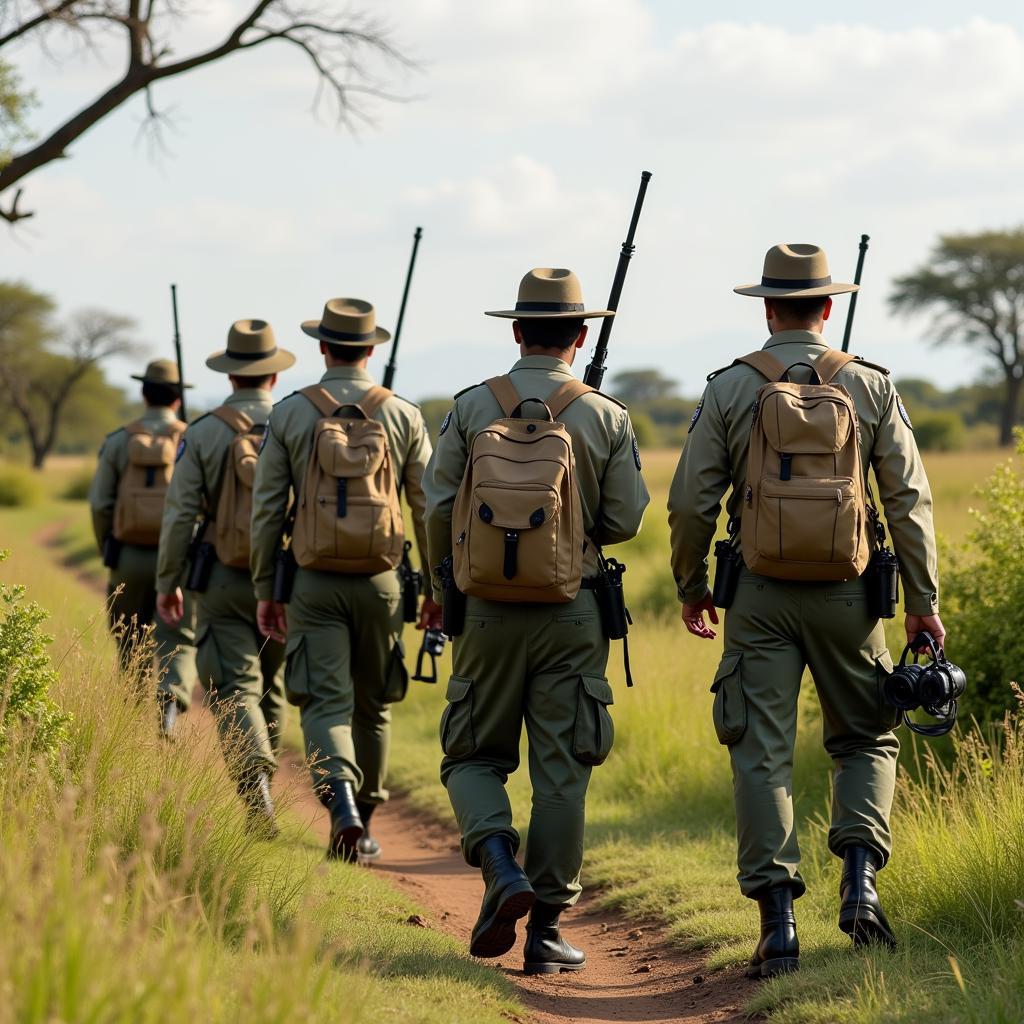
[711,651,746,746]
[572,674,615,766]
[873,648,900,730]
[440,675,475,758]
[284,635,309,708]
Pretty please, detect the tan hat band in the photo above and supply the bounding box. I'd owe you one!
[761,274,832,289]
[226,345,278,359]
[515,300,586,313]
[320,324,376,343]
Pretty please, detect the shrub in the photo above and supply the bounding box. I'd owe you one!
[944,433,1024,721]
[0,552,71,770]
[0,463,42,507]
[914,411,966,451]
[60,465,94,501]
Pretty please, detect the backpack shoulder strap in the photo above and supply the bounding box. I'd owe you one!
[211,405,254,434]
[812,349,857,384]
[299,384,343,418]
[357,385,393,419]
[546,379,595,419]
[485,375,520,417]
[736,351,788,382]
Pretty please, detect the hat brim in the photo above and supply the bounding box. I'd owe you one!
[733,282,859,298]
[484,308,615,320]
[300,321,392,345]
[131,374,194,388]
[205,349,297,376]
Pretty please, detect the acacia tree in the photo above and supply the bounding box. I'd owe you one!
[890,230,1024,447]
[0,1,410,222]
[0,282,138,467]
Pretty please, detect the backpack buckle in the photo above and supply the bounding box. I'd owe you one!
[780,453,793,481]
[503,530,519,580]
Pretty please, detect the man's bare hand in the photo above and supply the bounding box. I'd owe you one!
[418,597,443,631]
[157,588,184,627]
[905,613,946,653]
[682,594,720,640]
[257,600,288,644]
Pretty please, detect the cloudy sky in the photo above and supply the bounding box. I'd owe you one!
[6,0,1024,407]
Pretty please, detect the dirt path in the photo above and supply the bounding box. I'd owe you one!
[33,520,756,1024]
[270,746,754,1024]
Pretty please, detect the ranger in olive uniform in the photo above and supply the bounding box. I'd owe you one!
[424,269,649,972]
[251,298,438,862]
[89,359,197,730]
[668,244,945,977]
[156,321,295,831]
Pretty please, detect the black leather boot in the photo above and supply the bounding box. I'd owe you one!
[839,846,896,948]
[318,779,363,863]
[469,835,535,958]
[356,800,382,862]
[523,901,586,975]
[159,698,180,739]
[238,771,278,839]
[747,887,799,979]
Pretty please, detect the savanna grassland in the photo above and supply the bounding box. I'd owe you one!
[2,446,1023,1023]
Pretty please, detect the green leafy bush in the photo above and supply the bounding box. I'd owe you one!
[0,552,71,769]
[0,464,41,507]
[60,465,94,501]
[914,411,966,451]
[944,433,1024,721]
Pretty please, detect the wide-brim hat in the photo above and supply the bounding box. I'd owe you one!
[734,243,859,298]
[131,358,193,388]
[301,298,391,345]
[486,268,614,320]
[206,319,296,375]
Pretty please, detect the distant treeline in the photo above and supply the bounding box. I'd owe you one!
[420,369,1012,452]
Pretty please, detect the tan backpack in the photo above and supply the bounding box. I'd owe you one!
[452,375,590,603]
[291,384,405,574]
[739,349,871,582]
[112,419,186,546]
[209,406,263,569]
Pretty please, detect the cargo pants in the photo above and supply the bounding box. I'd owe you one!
[195,563,285,779]
[713,569,900,898]
[108,543,197,709]
[284,567,405,805]
[440,591,612,908]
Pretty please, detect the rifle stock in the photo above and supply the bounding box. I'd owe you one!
[841,234,870,353]
[583,171,652,390]
[382,227,423,391]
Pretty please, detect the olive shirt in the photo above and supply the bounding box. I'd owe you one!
[90,405,183,548]
[156,388,273,593]
[424,354,651,593]
[668,330,939,615]
[250,366,432,597]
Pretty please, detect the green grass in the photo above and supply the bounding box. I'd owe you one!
[390,446,1024,1023]
[0,498,521,1024]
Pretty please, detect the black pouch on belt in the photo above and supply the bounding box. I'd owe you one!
[399,541,423,623]
[864,503,899,620]
[186,538,216,593]
[102,534,122,570]
[591,552,634,687]
[438,555,466,638]
[711,518,742,610]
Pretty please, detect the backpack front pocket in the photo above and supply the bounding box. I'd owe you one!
[756,477,858,563]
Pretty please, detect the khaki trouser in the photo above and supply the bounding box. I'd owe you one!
[108,544,197,709]
[715,569,900,899]
[284,567,404,805]
[440,591,612,908]
[195,563,285,779]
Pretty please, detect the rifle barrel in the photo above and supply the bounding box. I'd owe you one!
[170,283,187,421]
[841,233,870,353]
[584,171,653,390]
[383,227,423,391]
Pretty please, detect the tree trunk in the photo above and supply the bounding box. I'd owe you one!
[31,443,47,470]
[1000,371,1024,447]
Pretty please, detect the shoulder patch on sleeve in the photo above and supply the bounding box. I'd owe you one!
[688,399,704,434]
[896,395,913,429]
[439,409,453,436]
[175,438,187,463]
[632,435,642,470]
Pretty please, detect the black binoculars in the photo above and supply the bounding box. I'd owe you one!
[883,631,967,737]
